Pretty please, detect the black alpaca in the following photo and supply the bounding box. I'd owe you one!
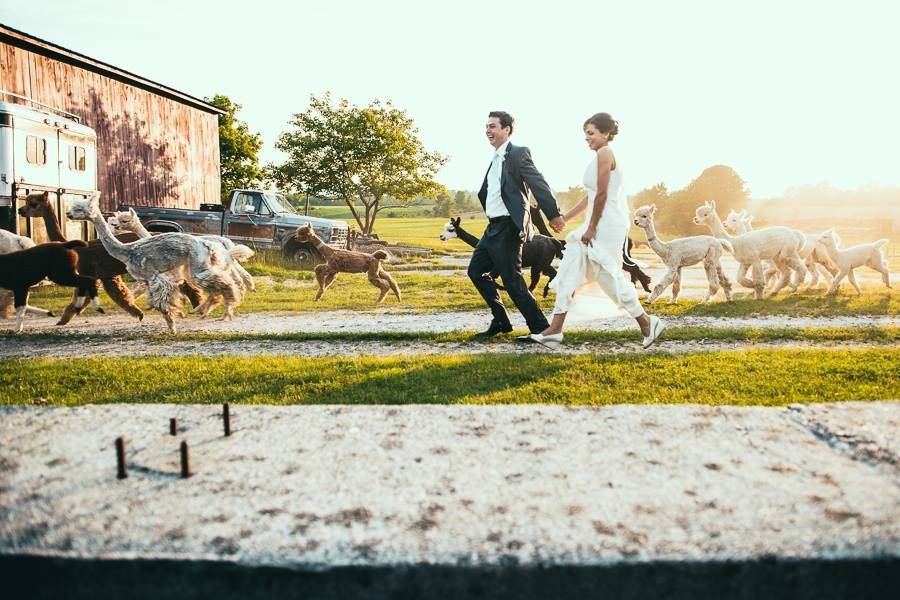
[530,208,653,293]
[443,217,563,297]
[0,240,99,333]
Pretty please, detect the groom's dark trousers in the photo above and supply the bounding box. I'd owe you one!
[468,216,549,333]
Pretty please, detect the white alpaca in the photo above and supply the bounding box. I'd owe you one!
[67,195,244,333]
[722,209,837,289]
[0,230,53,320]
[818,229,891,296]
[693,201,807,298]
[109,208,255,316]
[633,204,732,304]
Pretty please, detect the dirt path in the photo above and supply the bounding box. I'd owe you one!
[2,309,897,337]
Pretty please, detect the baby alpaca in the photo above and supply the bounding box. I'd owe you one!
[293,223,400,304]
[818,229,891,296]
[633,204,732,304]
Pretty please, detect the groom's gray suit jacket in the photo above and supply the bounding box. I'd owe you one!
[477,143,561,242]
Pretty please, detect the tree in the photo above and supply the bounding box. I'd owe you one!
[654,165,749,236]
[433,191,452,217]
[206,94,263,202]
[454,190,469,213]
[272,93,448,234]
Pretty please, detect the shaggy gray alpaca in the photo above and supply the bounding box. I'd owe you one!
[109,208,255,317]
[67,195,243,333]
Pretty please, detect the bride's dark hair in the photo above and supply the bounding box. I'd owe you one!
[584,113,619,141]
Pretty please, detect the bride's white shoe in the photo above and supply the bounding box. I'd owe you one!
[641,316,666,349]
[529,332,564,350]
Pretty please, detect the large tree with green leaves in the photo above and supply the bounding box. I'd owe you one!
[206,94,263,202]
[271,93,447,234]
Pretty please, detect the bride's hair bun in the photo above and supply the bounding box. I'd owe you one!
[584,113,619,141]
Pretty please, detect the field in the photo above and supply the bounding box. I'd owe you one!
[2,214,898,409]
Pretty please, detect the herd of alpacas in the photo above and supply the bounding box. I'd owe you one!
[0,192,893,334]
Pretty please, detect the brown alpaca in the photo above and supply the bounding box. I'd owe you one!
[18,192,203,323]
[293,223,401,304]
[0,241,99,333]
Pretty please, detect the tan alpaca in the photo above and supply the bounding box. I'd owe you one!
[293,224,401,304]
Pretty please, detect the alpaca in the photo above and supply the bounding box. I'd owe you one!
[0,230,54,320]
[633,205,732,304]
[109,208,255,317]
[439,217,564,297]
[818,229,891,296]
[17,191,146,323]
[293,223,400,304]
[67,195,244,333]
[693,201,807,298]
[0,241,99,333]
[722,209,837,289]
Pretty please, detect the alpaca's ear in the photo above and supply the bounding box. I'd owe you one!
[650,204,657,213]
[129,208,137,218]
[747,215,754,224]
[710,200,717,209]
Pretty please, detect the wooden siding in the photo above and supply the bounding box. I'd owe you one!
[0,41,220,211]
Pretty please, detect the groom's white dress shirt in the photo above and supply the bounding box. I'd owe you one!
[485,141,510,218]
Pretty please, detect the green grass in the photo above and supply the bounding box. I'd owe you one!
[3,325,898,346]
[22,274,899,317]
[2,349,896,406]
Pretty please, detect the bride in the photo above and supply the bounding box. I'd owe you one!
[529,113,666,349]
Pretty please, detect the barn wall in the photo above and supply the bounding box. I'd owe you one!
[0,41,220,211]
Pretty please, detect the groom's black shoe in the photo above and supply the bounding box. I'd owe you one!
[475,320,513,338]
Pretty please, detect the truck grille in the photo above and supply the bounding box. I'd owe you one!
[329,226,349,249]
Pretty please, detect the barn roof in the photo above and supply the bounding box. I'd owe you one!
[0,23,225,115]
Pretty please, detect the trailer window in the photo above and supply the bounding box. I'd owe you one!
[68,146,87,171]
[26,136,47,165]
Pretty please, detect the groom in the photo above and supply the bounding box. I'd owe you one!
[469,111,565,337]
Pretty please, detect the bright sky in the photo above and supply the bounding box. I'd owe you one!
[6,0,899,198]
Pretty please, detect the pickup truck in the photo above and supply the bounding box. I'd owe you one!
[123,189,350,263]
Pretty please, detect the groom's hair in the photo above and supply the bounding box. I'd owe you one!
[488,111,514,135]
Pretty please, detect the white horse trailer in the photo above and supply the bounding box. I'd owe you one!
[0,91,98,242]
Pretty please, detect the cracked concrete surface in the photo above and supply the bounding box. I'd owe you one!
[2,403,897,568]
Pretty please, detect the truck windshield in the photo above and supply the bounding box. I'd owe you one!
[262,192,297,214]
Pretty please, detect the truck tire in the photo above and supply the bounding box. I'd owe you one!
[283,241,322,268]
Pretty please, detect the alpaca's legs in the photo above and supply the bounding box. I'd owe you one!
[716,263,733,301]
[377,268,401,302]
[12,288,29,334]
[670,268,683,304]
[846,269,862,296]
[804,256,819,288]
[735,263,759,296]
[702,258,720,304]
[767,258,796,297]
[783,250,807,292]
[179,281,204,309]
[101,276,144,320]
[233,263,255,291]
[868,256,892,289]
[527,266,541,292]
[313,265,335,301]
[647,269,676,304]
[826,270,847,295]
[542,265,558,297]
[369,275,390,304]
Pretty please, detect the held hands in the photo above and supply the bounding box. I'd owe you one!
[580,226,596,247]
[549,216,566,234]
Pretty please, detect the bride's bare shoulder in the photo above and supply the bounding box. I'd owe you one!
[595,146,615,167]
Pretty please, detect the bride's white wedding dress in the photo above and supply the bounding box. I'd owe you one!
[548,153,644,318]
